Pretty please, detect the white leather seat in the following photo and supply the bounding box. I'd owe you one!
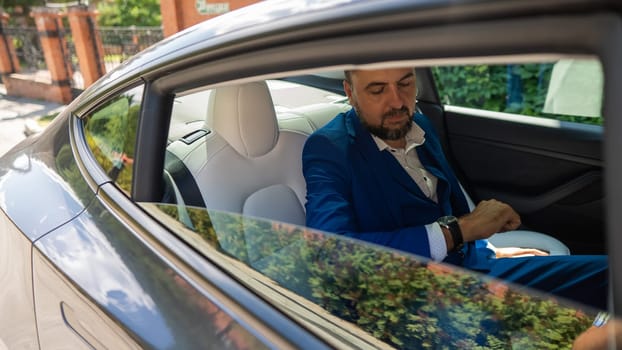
[168,89,212,143]
[459,184,570,255]
[187,81,308,226]
[487,230,570,255]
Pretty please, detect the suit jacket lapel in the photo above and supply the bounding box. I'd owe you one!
[347,110,429,202]
[416,134,455,216]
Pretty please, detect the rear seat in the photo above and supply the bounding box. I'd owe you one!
[167,80,570,256]
[277,103,351,135]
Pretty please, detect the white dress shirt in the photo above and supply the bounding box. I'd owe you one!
[371,122,448,261]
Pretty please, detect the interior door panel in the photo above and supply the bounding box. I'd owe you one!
[419,102,604,254]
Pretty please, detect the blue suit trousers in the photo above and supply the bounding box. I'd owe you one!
[488,255,608,310]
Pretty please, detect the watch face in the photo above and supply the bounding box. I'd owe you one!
[439,216,457,226]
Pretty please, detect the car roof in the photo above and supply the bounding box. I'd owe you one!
[74,0,620,110]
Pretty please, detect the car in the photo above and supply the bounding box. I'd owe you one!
[0,0,620,348]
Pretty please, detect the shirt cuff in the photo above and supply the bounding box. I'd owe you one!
[426,222,448,261]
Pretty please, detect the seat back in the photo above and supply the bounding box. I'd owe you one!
[189,81,308,226]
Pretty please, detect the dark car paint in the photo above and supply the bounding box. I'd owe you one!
[33,193,270,349]
[0,112,94,241]
[0,209,38,348]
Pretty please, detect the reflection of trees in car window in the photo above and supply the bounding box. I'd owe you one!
[84,85,143,193]
[55,143,94,207]
[433,61,603,125]
[153,205,595,349]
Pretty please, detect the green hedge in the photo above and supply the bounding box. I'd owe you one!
[432,64,602,126]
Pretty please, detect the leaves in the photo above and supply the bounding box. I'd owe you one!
[97,0,161,27]
[432,63,603,125]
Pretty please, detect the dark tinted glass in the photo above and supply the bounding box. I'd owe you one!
[83,85,143,193]
[432,58,603,125]
[146,203,601,349]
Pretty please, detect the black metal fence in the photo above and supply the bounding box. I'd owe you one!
[3,26,45,73]
[62,23,83,89]
[98,26,163,70]
[2,24,162,90]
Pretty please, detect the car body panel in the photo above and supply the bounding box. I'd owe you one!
[0,111,94,241]
[33,187,274,349]
[91,183,331,349]
[0,210,38,350]
[33,249,142,349]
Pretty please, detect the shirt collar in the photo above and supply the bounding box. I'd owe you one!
[371,122,426,152]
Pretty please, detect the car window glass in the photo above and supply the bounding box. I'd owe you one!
[83,85,143,193]
[141,203,601,349]
[432,58,603,125]
[152,74,604,348]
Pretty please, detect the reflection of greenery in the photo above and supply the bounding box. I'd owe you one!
[85,201,267,349]
[56,143,93,207]
[157,207,594,349]
[84,87,141,194]
[432,64,603,125]
[87,97,129,154]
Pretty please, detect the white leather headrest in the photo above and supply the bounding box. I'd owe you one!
[208,81,278,158]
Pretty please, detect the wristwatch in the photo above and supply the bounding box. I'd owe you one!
[437,215,464,252]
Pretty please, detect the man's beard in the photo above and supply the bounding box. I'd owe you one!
[357,105,412,141]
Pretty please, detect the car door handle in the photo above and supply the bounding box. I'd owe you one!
[61,301,106,349]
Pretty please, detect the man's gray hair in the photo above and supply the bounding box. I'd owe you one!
[344,70,353,83]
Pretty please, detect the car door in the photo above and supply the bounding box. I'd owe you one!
[417,59,604,255]
[28,83,324,349]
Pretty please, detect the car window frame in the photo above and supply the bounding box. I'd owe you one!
[72,80,147,194]
[125,6,622,324]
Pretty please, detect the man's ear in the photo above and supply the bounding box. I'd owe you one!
[343,79,354,104]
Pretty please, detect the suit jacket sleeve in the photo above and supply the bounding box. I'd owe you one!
[303,132,433,258]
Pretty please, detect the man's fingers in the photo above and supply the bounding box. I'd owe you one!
[522,248,549,256]
[494,247,550,258]
[501,216,521,232]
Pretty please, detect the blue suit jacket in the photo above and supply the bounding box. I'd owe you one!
[303,108,493,269]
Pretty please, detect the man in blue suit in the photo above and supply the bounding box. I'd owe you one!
[302,67,607,310]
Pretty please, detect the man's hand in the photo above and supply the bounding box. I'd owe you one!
[458,199,521,242]
[493,246,549,258]
[573,319,622,350]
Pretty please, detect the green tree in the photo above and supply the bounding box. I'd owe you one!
[0,0,43,25]
[96,0,161,27]
[0,0,43,9]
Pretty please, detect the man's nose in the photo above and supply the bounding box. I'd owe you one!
[387,85,402,108]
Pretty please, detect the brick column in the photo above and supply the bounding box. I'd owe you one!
[0,11,20,75]
[160,0,259,37]
[31,7,73,104]
[67,5,105,88]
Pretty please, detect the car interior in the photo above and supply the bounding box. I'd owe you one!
[160,62,602,262]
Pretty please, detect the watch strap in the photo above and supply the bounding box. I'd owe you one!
[438,216,464,252]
